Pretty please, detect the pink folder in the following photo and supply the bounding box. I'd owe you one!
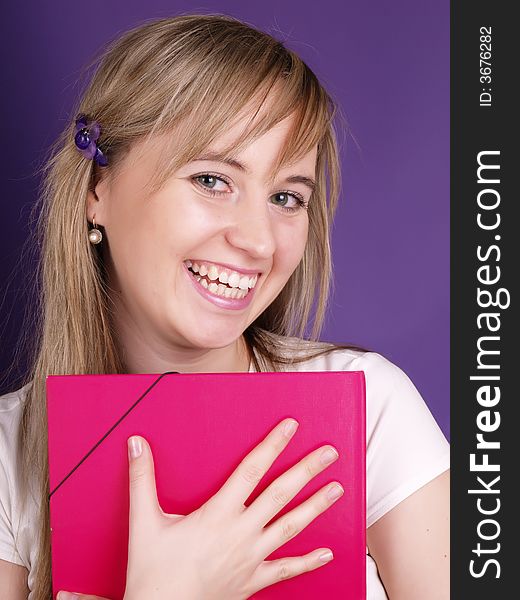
[46,371,366,599]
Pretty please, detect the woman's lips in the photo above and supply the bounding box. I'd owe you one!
[182,262,257,310]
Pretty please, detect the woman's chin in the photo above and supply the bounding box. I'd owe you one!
[178,322,246,350]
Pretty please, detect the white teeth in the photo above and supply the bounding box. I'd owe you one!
[208,265,219,281]
[188,260,259,291]
[228,272,240,288]
[192,273,250,300]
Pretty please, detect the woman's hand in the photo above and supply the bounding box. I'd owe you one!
[58,418,344,600]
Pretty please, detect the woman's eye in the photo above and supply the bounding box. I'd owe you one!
[194,174,229,192]
[270,192,307,213]
[271,192,293,207]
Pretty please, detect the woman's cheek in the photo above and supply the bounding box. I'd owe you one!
[279,217,309,269]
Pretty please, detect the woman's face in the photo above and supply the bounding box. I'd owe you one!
[88,112,317,364]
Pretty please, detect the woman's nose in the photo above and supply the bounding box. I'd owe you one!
[224,200,276,259]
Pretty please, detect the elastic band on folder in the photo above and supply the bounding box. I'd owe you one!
[48,371,179,499]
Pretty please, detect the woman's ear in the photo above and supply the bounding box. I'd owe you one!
[86,177,109,225]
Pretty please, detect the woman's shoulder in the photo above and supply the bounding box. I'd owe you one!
[0,382,34,569]
[0,382,30,418]
[0,382,30,460]
[276,335,406,379]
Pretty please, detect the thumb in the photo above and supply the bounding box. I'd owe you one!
[127,436,160,526]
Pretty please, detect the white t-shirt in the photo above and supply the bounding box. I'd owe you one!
[0,347,450,599]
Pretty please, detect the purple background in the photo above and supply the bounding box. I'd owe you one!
[0,1,449,439]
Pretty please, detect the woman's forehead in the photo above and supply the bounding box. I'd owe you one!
[197,115,317,167]
[130,114,318,176]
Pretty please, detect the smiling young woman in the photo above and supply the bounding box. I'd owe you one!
[0,14,449,600]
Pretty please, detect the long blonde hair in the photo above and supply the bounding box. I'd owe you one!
[8,14,364,598]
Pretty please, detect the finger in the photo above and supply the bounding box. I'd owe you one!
[245,444,339,526]
[212,418,299,510]
[127,436,161,530]
[248,548,334,594]
[257,481,344,558]
[57,592,112,600]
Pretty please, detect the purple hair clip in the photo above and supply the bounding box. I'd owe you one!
[74,114,108,167]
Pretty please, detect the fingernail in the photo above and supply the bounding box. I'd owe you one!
[320,446,339,465]
[327,483,344,501]
[128,436,142,459]
[58,592,80,600]
[283,419,299,438]
[319,550,334,562]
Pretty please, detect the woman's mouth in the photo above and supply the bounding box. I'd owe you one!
[183,259,260,309]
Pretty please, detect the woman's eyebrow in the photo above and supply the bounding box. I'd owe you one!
[192,152,248,172]
[284,175,316,193]
[190,152,316,192]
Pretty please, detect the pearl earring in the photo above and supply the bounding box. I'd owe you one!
[88,216,103,245]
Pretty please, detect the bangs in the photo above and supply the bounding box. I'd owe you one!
[135,48,335,195]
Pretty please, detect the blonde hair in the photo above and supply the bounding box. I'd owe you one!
[8,14,364,598]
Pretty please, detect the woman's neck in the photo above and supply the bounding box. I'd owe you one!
[118,330,252,374]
